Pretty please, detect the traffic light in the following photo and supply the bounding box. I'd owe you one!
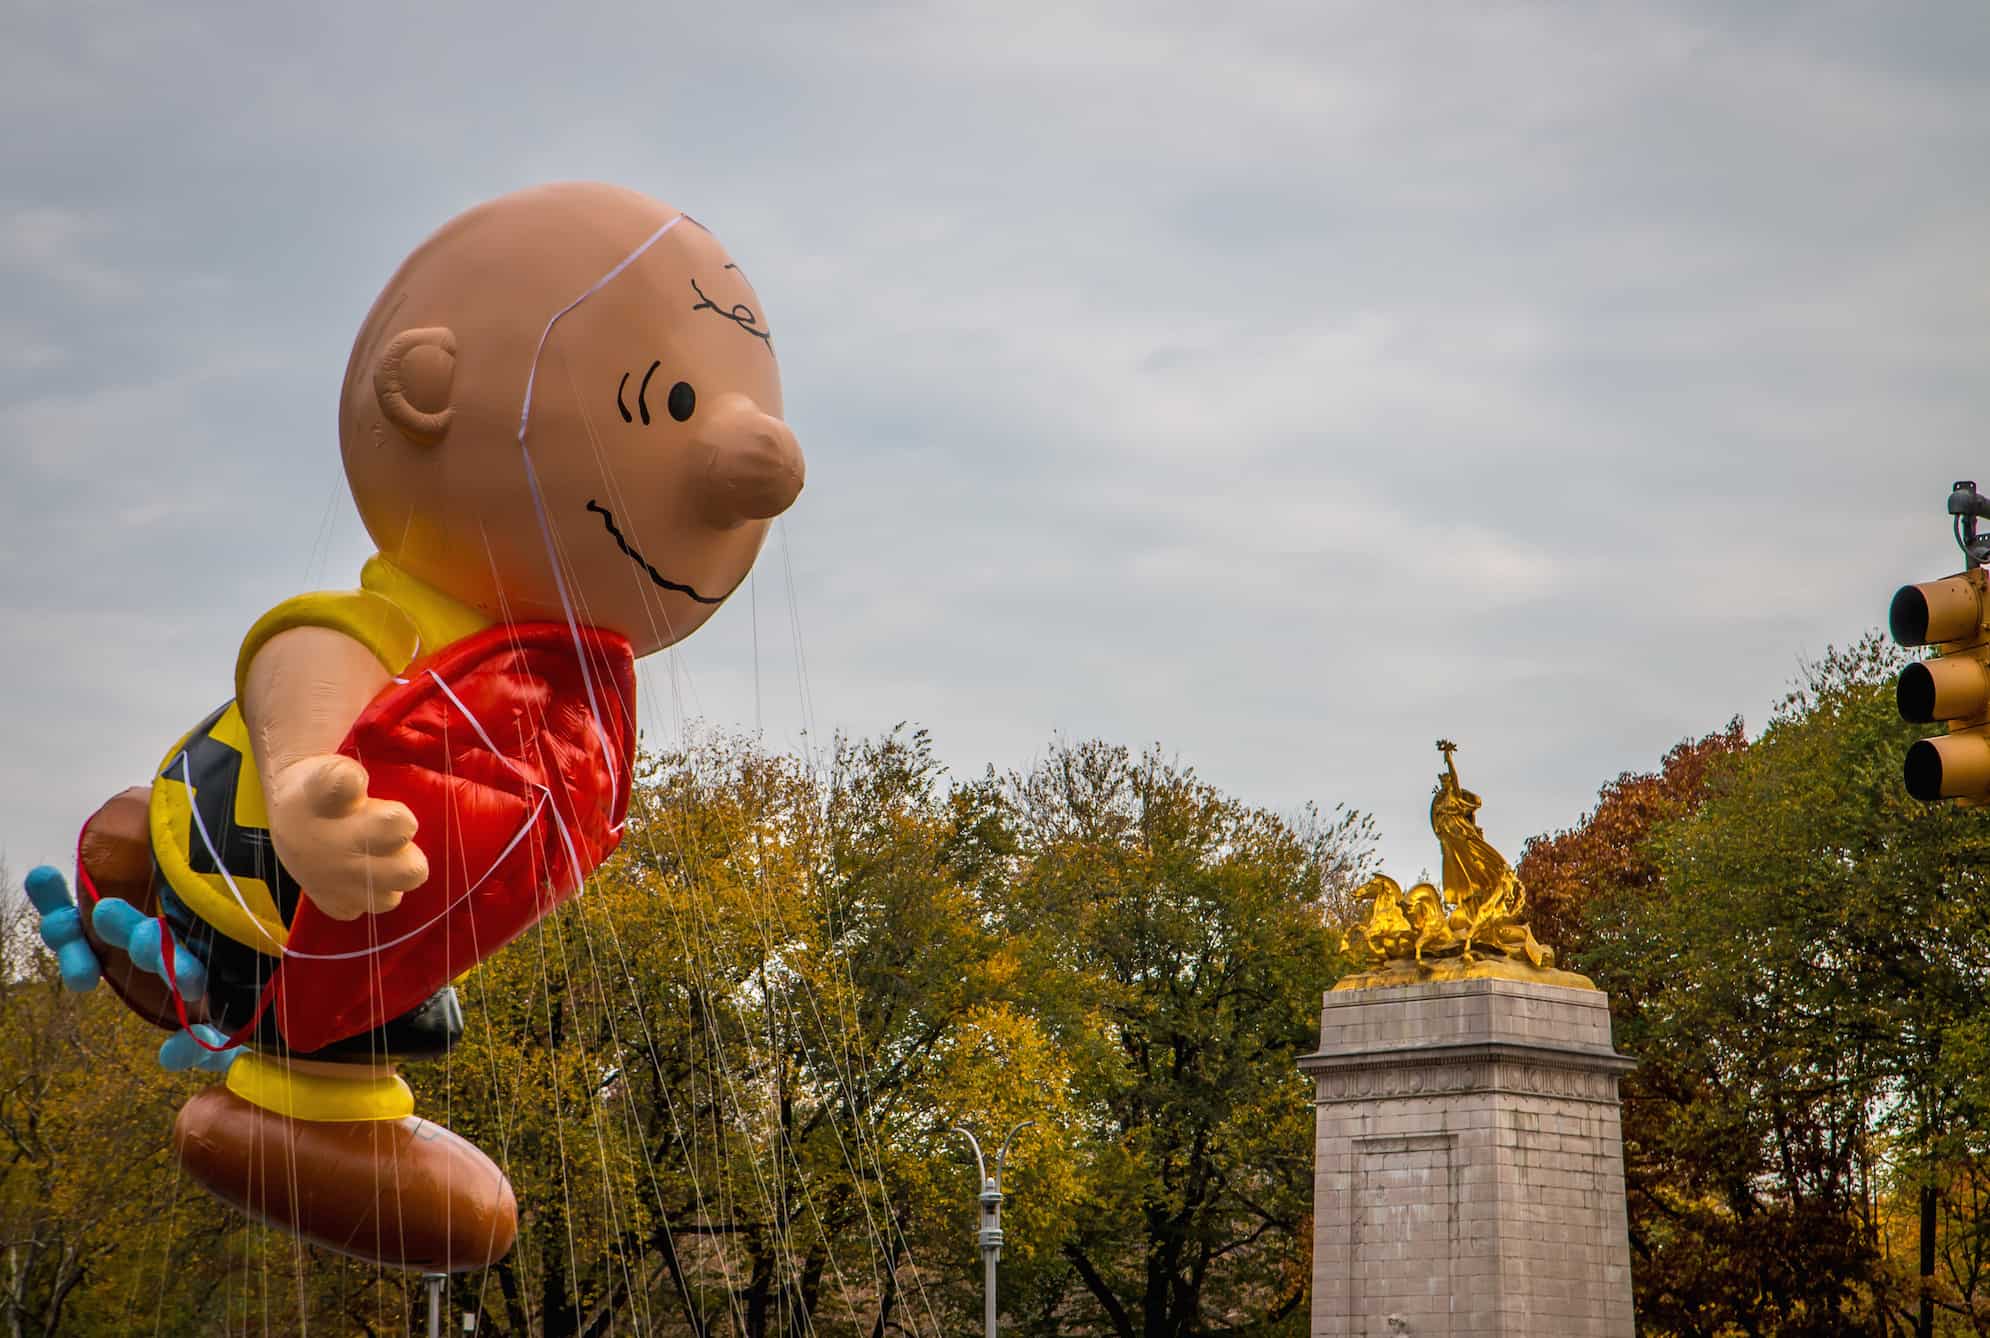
[1891,481,1990,804]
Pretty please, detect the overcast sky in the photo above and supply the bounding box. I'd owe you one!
[3,2,1987,890]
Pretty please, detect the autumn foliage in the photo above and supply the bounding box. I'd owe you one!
[6,644,1990,1335]
[1517,718,1747,956]
[1524,639,1990,1336]
[1,733,1372,1337]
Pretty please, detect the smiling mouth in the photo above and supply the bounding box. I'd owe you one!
[586,500,723,605]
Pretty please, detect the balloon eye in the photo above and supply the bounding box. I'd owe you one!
[667,382,696,422]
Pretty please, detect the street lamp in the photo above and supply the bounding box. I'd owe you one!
[949,1121,1034,1338]
[422,1273,445,1338]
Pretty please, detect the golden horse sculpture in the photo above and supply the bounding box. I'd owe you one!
[1337,741,1594,991]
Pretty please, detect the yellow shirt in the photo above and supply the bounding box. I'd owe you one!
[147,556,492,952]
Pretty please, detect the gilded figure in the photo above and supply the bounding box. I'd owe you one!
[1336,741,1579,989]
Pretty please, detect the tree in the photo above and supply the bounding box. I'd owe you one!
[417,727,1048,1337]
[1516,718,1746,959]
[1,731,1376,1336]
[0,877,254,1337]
[1537,638,1990,1335]
[990,741,1373,1337]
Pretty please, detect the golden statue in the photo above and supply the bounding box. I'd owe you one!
[1336,741,1593,991]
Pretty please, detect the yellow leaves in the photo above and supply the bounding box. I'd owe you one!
[928,1003,1074,1132]
[981,941,1023,991]
[0,906,250,1332]
[3,727,1378,1332]
[907,1002,1086,1274]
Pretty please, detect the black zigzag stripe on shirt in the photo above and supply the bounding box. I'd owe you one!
[164,704,304,926]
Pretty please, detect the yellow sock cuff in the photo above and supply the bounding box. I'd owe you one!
[225,1052,415,1123]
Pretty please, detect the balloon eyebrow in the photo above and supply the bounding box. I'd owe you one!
[636,360,661,425]
[616,371,633,423]
[689,277,773,351]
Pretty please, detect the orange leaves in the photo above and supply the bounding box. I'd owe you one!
[1516,718,1746,958]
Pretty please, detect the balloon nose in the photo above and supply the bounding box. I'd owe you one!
[698,395,804,526]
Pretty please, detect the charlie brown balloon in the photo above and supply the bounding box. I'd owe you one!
[25,182,803,1270]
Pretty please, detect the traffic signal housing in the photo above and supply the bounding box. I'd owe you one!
[1891,567,1990,803]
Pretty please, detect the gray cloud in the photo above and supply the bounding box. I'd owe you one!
[3,1,1987,886]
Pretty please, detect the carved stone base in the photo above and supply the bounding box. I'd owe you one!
[1301,978,1636,1337]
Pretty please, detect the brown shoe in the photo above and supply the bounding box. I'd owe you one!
[173,1085,518,1271]
[77,787,195,1032]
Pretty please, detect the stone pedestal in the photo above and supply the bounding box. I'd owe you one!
[1300,978,1636,1337]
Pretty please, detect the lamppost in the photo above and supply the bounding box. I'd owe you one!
[418,1274,478,1337]
[949,1121,1034,1338]
[422,1273,445,1338]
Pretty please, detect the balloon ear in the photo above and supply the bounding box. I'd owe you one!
[373,328,457,445]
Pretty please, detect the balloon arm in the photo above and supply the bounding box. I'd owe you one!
[241,626,427,920]
[240,626,391,782]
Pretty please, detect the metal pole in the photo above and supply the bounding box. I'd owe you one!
[978,1174,1002,1338]
[951,1121,1034,1338]
[423,1272,446,1338]
[984,1237,999,1338]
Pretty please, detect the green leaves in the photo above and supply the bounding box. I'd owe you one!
[0,731,1365,1336]
[1527,635,1990,1335]
[993,741,1365,1336]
